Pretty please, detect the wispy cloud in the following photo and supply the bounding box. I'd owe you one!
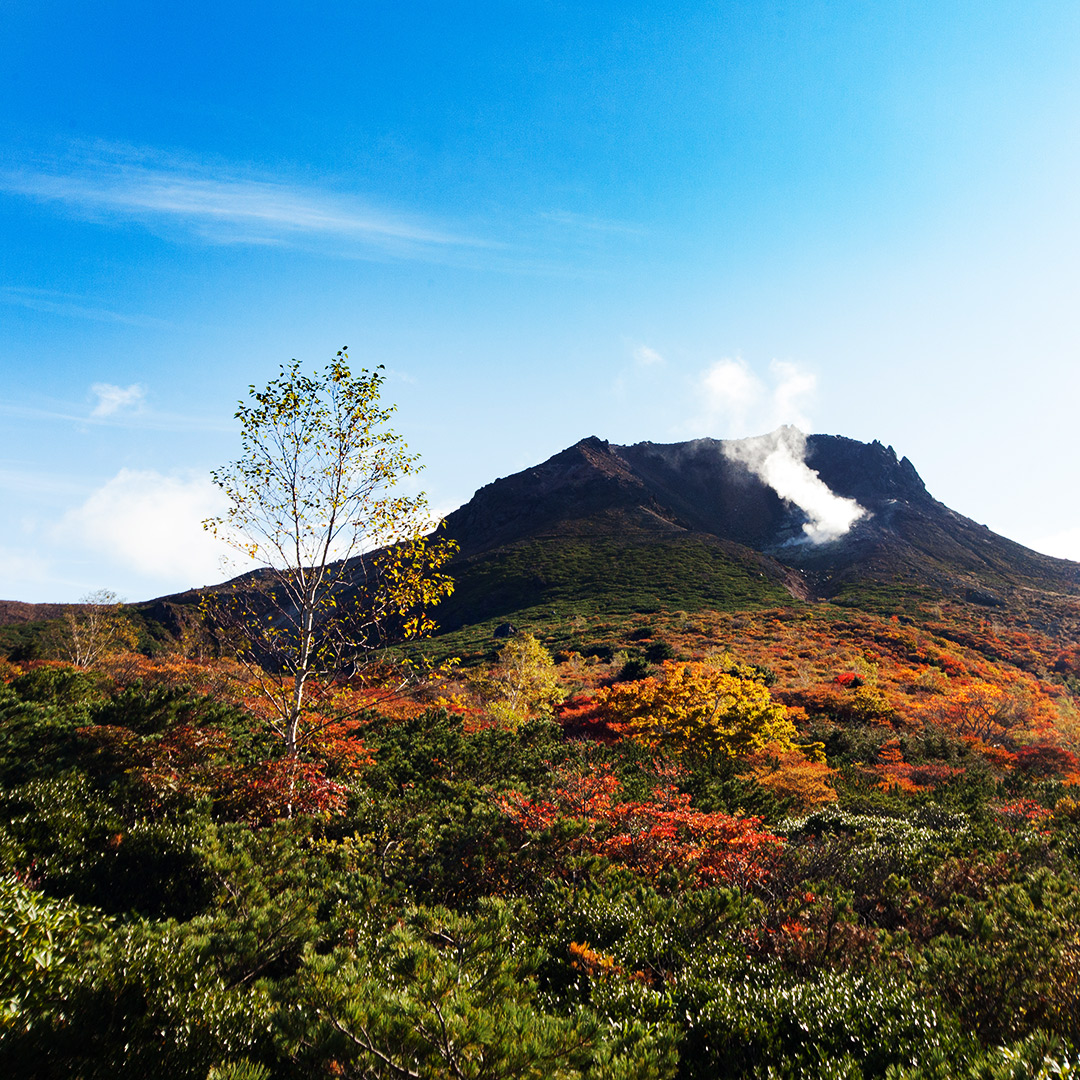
[0,399,231,433]
[0,286,172,328]
[541,210,647,237]
[633,344,665,367]
[0,144,491,257]
[90,382,145,417]
[0,462,90,498]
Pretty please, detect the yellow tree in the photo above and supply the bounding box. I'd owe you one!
[595,660,798,763]
[475,632,565,727]
[203,348,456,759]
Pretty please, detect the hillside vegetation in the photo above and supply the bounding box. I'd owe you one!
[4,580,1080,1076]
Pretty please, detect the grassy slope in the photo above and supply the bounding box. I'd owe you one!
[427,533,795,660]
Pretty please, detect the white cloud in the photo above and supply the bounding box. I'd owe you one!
[767,360,816,431]
[699,357,764,429]
[692,356,818,437]
[55,469,230,587]
[90,382,145,417]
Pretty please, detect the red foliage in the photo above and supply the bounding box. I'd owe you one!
[834,672,863,688]
[300,716,375,777]
[496,763,782,887]
[555,694,618,741]
[993,798,1053,826]
[960,736,1019,772]
[220,758,348,825]
[76,719,355,825]
[1014,743,1080,780]
[132,724,236,805]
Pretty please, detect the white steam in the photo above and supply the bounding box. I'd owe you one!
[724,426,867,545]
[691,355,867,544]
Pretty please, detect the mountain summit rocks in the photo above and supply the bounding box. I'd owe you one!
[444,432,933,555]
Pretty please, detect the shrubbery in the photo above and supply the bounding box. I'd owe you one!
[3,646,1080,1076]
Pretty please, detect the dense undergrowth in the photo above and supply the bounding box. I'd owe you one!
[4,595,1080,1077]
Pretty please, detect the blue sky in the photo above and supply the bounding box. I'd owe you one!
[3,1,1080,602]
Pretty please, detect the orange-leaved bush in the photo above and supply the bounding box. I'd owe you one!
[740,741,838,810]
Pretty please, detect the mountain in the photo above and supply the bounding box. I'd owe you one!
[4,430,1079,654]
[431,430,1080,634]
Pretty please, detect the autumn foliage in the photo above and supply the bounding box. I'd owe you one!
[740,742,837,810]
[593,660,798,762]
[497,762,783,887]
[7,584,1080,1077]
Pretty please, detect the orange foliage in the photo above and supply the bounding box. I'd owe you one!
[961,736,1019,773]
[75,721,352,824]
[66,655,376,825]
[568,941,650,985]
[871,739,963,793]
[918,675,1063,748]
[740,742,838,810]
[324,682,428,721]
[100,653,255,701]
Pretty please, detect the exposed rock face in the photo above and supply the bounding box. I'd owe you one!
[804,435,929,507]
[444,437,653,553]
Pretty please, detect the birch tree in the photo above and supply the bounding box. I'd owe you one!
[203,349,455,758]
[59,589,139,668]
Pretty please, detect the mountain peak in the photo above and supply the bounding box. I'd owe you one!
[440,430,1080,605]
